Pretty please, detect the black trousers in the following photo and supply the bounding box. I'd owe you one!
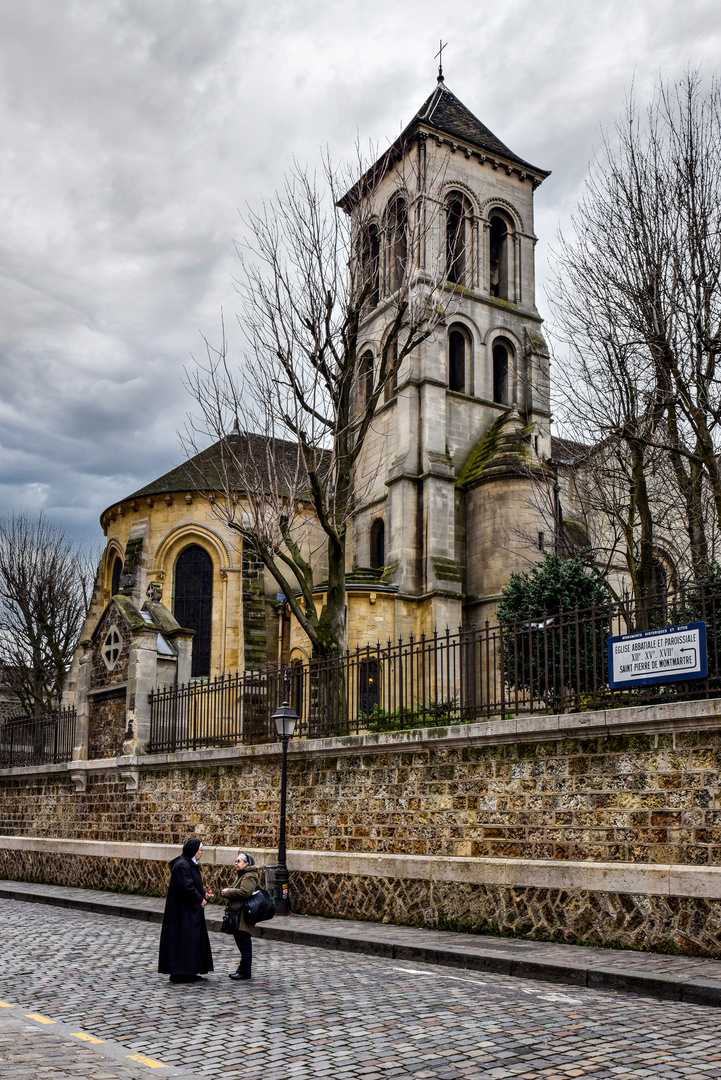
[232,928,252,976]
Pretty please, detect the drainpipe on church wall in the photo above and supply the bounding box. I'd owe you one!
[277,601,285,667]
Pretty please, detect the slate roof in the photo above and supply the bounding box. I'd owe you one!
[551,435,589,466]
[104,432,326,517]
[412,82,546,173]
[340,79,548,209]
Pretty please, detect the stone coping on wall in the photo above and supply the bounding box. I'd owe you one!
[2,695,721,782]
[3,834,721,900]
[0,835,277,867]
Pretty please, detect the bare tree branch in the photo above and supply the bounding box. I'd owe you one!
[0,513,96,714]
[550,68,721,592]
[184,143,455,657]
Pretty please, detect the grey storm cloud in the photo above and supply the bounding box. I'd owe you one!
[0,0,719,542]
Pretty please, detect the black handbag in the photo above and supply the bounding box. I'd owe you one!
[220,906,241,934]
[243,887,275,925]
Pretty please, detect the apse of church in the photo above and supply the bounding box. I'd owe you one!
[70,76,552,693]
[76,453,273,688]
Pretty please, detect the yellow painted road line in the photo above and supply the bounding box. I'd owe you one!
[25,1013,56,1024]
[0,1001,14,1008]
[71,1032,105,1043]
[126,1053,167,1068]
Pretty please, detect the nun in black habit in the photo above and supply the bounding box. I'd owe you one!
[158,838,214,983]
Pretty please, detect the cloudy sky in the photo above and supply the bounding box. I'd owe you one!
[1,0,720,543]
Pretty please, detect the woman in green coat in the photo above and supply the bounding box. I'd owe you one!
[221,852,261,980]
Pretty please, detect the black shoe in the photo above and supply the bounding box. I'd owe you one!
[229,971,251,980]
[169,974,203,983]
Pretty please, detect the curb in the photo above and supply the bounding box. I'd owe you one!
[3,883,720,1008]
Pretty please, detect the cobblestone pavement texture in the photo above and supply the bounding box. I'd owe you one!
[0,1011,156,1079]
[2,899,721,1078]
[3,880,721,1004]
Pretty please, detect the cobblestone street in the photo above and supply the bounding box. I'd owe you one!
[1,898,721,1079]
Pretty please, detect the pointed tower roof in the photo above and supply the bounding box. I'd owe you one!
[340,79,549,210]
[412,81,544,173]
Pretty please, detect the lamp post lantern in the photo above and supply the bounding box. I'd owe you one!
[272,700,298,915]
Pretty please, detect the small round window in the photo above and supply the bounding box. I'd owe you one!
[102,625,122,671]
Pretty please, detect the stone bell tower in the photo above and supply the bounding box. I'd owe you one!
[345,74,551,637]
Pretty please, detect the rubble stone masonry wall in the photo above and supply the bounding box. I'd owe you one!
[3,700,721,955]
[87,696,127,760]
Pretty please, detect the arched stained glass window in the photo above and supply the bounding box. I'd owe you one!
[359,350,374,407]
[383,338,398,403]
[361,224,380,309]
[174,544,213,678]
[290,658,304,720]
[447,197,466,284]
[111,555,123,596]
[359,658,380,716]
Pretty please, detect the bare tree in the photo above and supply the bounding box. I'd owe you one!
[0,513,96,714]
[185,148,454,658]
[544,436,687,580]
[551,69,721,588]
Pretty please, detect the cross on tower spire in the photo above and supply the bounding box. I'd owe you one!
[435,39,447,83]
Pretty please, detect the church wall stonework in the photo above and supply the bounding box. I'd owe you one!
[345,591,396,651]
[90,606,130,689]
[292,874,721,956]
[87,696,127,760]
[465,474,544,623]
[3,706,721,954]
[5,725,721,866]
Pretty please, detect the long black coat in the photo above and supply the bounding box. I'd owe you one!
[158,854,214,975]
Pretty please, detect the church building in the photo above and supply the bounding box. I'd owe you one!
[70,75,552,697]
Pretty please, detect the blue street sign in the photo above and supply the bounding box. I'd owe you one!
[608,621,707,689]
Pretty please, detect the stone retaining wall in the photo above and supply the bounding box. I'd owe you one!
[3,729,721,865]
[2,700,721,954]
[2,841,720,956]
[296,874,721,956]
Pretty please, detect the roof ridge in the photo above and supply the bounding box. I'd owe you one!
[424,83,445,123]
[409,81,548,176]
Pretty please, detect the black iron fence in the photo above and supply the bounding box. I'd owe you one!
[148,583,721,753]
[0,707,76,767]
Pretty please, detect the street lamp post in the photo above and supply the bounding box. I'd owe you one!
[271,700,298,915]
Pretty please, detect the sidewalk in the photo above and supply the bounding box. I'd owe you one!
[3,877,721,1008]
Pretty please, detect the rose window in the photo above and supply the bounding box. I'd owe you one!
[102,625,122,671]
